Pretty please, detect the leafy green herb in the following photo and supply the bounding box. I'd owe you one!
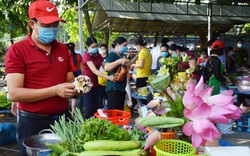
[49,108,84,153]
[127,126,146,148]
[78,118,131,149]
[0,92,11,109]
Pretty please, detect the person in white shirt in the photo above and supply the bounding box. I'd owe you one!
[151,38,172,73]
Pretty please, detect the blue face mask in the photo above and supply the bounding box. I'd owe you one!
[237,44,242,48]
[89,47,98,55]
[120,46,128,54]
[201,54,207,58]
[161,52,168,57]
[230,51,235,56]
[34,22,58,44]
[172,53,178,58]
[135,47,139,52]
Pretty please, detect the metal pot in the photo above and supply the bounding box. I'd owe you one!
[22,129,61,156]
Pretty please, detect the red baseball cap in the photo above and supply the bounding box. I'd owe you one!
[29,0,65,24]
[212,40,224,50]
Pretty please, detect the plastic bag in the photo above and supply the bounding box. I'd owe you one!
[125,72,132,107]
[0,123,17,146]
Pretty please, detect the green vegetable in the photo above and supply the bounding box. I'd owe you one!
[48,108,146,155]
[84,140,140,151]
[0,92,11,109]
[78,118,131,146]
[77,149,147,156]
[49,108,85,153]
[128,126,146,148]
[138,116,184,128]
[150,123,184,128]
[46,142,67,155]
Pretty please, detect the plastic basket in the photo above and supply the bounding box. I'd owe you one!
[154,139,196,156]
[94,109,131,126]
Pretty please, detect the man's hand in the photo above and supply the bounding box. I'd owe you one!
[55,83,77,98]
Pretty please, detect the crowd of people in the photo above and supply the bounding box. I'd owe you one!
[4,1,249,156]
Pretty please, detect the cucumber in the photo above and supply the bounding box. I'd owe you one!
[78,149,147,156]
[83,140,140,151]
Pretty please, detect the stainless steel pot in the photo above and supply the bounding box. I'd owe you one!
[22,129,61,156]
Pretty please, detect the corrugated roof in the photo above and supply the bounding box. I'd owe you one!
[92,0,250,34]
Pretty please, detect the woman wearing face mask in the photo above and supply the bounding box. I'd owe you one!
[97,44,109,109]
[197,48,209,82]
[105,37,130,110]
[168,44,178,58]
[155,44,169,72]
[197,48,209,67]
[82,37,116,119]
[233,38,248,67]
[130,37,152,90]
[169,44,196,71]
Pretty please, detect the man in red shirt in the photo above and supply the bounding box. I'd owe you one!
[5,1,76,155]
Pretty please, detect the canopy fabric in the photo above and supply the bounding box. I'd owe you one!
[92,0,250,34]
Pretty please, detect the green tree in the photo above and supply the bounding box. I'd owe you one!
[0,0,30,44]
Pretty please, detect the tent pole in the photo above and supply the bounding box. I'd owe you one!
[109,18,112,52]
[207,2,212,55]
[184,32,187,47]
[78,0,84,55]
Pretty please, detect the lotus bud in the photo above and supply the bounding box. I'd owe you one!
[146,99,160,108]
[150,74,170,92]
[155,107,171,115]
[144,130,161,150]
[146,110,156,117]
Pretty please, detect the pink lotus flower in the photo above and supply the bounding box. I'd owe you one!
[183,103,220,147]
[183,76,243,147]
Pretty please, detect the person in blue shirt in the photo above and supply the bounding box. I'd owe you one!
[105,37,130,110]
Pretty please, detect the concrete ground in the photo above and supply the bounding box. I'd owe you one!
[0,111,250,156]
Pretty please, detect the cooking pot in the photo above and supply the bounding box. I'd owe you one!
[22,129,61,156]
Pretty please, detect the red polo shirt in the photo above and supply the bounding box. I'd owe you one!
[5,34,72,114]
[82,52,103,89]
[69,52,82,72]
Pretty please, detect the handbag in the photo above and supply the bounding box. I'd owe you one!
[115,65,128,81]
